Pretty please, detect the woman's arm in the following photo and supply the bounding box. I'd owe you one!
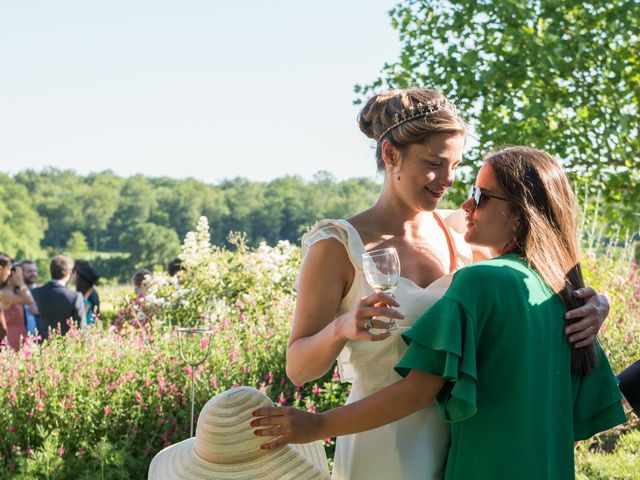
[286,238,403,385]
[0,287,33,306]
[0,309,7,334]
[252,369,445,449]
[2,267,34,306]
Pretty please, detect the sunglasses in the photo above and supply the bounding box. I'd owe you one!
[468,185,509,208]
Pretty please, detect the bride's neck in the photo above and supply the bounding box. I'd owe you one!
[368,200,434,238]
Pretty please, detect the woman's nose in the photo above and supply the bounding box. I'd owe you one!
[461,197,474,212]
[437,166,455,188]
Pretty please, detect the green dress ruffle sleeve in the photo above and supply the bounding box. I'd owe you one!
[394,254,626,480]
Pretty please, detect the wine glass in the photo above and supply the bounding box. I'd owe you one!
[362,247,403,332]
[177,327,214,437]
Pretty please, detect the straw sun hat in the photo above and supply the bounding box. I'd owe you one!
[148,386,330,479]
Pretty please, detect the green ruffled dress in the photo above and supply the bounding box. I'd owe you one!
[396,254,626,480]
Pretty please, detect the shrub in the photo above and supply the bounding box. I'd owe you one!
[0,218,348,478]
[1,216,637,477]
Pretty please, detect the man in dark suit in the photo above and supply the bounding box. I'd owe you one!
[31,255,86,340]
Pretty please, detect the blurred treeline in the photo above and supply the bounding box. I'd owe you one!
[2,167,636,282]
[0,169,394,279]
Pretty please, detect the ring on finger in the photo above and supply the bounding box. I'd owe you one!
[364,320,373,330]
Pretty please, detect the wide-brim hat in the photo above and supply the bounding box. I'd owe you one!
[148,387,330,480]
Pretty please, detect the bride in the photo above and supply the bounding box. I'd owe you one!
[284,88,609,480]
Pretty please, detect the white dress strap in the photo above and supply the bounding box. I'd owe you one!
[301,219,366,272]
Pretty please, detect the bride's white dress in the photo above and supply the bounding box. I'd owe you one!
[301,213,471,480]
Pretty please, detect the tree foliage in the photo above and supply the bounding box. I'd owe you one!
[1,169,380,275]
[0,174,46,259]
[358,0,639,231]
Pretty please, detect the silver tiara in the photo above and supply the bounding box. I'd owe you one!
[377,99,457,142]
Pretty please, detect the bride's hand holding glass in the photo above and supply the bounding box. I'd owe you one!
[361,247,409,333]
[334,291,405,342]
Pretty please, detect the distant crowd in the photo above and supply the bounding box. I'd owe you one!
[0,253,184,352]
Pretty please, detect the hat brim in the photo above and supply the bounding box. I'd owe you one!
[148,437,330,480]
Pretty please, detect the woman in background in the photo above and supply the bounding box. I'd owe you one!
[0,254,33,350]
[73,260,100,325]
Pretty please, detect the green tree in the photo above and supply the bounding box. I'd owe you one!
[151,179,208,241]
[0,174,46,259]
[65,231,90,253]
[119,222,180,270]
[83,171,122,250]
[217,179,266,246]
[359,0,639,230]
[15,168,86,248]
[107,175,157,250]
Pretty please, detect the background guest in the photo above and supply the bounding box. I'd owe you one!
[0,254,34,351]
[167,258,183,277]
[132,268,151,298]
[73,260,101,325]
[19,260,40,336]
[618,361,640,417]
[32,255,86,340]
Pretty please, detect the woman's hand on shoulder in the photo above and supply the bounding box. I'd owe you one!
[564,287,609,347]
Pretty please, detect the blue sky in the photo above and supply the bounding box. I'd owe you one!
[0,1,402,183]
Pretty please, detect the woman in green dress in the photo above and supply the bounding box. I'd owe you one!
[252,146,627,479]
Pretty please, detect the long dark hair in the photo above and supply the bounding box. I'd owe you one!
[485,146,597,375]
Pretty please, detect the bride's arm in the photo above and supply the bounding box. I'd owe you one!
[252,369,445,448]
[286,239,401,386]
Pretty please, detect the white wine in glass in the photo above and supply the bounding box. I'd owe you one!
[362,247,403,331]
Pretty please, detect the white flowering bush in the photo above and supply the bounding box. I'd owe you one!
[124,218,299,330]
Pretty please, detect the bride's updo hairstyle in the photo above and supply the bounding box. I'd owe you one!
[358,88,467,172]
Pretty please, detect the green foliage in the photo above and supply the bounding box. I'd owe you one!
[65,231,89,253]
[0,218,347,478]
[0,173,46,259]
[359,0,640,231]
[7,169,380,275]
[2,216,638,477]
[576,429,640,479]
[118,223,180,271]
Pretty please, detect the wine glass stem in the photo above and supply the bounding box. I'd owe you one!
[190,370,195,437]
